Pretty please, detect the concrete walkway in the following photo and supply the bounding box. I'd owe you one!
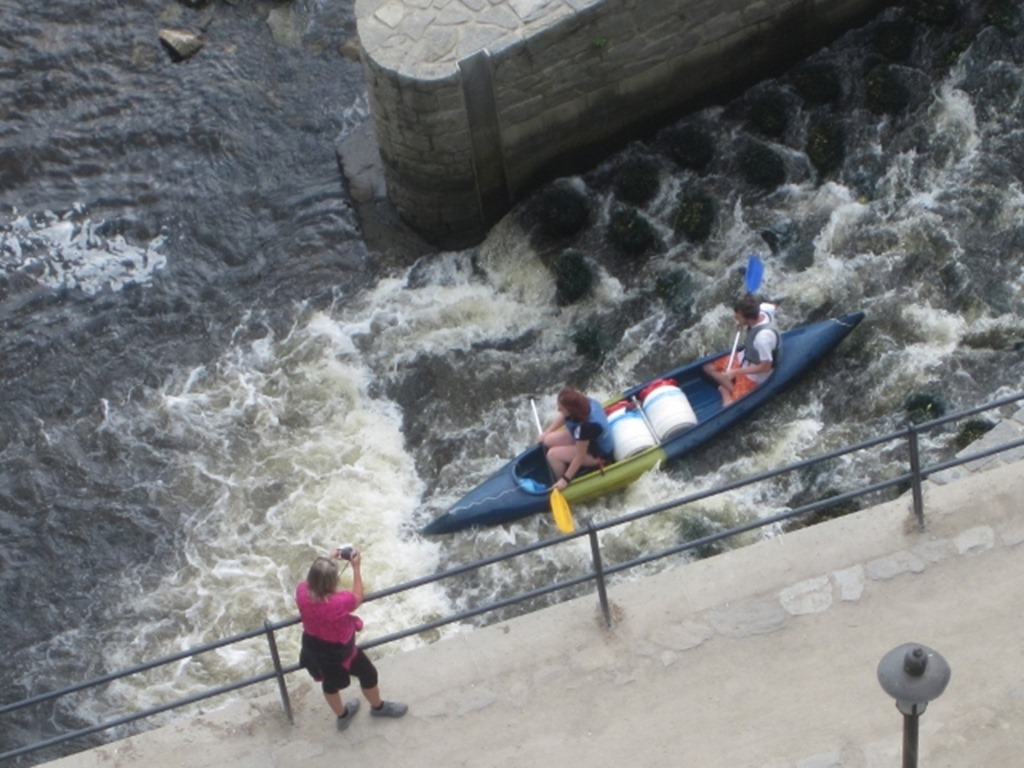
[47,456,1024,768]
[357,0,591,77]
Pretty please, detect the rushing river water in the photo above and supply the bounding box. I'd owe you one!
[2,0,1024,761]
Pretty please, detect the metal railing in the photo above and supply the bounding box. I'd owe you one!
[3,391,1023,765]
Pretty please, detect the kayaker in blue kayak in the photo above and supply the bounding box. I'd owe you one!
[702,295,781,406]
[539,386,615,489]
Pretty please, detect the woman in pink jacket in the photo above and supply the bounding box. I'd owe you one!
[295,549,408,731]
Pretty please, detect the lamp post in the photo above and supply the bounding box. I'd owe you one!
[877,643,951,768]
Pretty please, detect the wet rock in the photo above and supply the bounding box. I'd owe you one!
[570,319,612,363]
[653,268,696,318]
[607,204,660,256]
[873,17,919,61]
[158,28,204,62]
[659,123,715,173]
[524,179,592,242]
[267,5,302,49]
[866,64,912,114]
[612,153,661,207]
[744,89,792,139]
[738,141,786,189]
[908,0,960,27]
[673,190,715,242]
[789,61,843,104]
[554,248,594,306]
[954,418,996,450]
[904,391,946,423]
[806,114,846,180]
[340,37,362,62]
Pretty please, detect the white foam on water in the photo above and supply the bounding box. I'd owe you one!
[93,303,465,710]
[0,207,167,294]
[930,84,981,163]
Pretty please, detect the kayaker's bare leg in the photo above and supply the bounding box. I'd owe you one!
[702,360,730,389]
[545,444,573,478]
[542,430,574,477]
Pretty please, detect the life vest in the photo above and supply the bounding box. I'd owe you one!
[743,318,780,367]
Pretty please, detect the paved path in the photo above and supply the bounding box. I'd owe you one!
[45,443,1024,768]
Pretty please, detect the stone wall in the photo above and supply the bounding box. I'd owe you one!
[356,0,898,248]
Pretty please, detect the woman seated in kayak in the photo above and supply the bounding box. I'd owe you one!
[702,295,781,406]
[539,386,615,490]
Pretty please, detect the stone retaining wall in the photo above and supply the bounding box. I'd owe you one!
[356,0,898,248]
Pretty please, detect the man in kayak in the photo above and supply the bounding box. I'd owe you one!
[702,295,780,405]
[539,386,615,488]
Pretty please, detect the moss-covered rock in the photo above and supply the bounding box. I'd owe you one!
[988,0,1023,34]
[954,417,996,450]
[554,248,595,305]
[908,0,960,27]
[806,115,846,179]
[873,18,918,62]
[607,204,661,256]
[613,154,662,207]
[673,190,716,242]
[790,62,843,105]
[739,141,786,189]
[782,489,861,532]
[746,91,790,139]
[654,268,696,317]
[661,124,716,173]
[530,180,592,241]
[866,65,912,114]
[570,319,612,362]
[678,515,728,559]
[904,391,946,423]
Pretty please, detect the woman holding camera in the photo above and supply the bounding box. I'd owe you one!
[295,549,408,731]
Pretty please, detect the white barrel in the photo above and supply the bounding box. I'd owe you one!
[607,406,656,461]
[642,383,698,440]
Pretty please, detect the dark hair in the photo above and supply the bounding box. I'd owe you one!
[557,386,591,422]
[733,294,761,320]
[306,557,339,600]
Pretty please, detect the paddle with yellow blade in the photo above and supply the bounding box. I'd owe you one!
[531,398,576,534]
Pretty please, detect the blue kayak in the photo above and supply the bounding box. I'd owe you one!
[422,311,865,535]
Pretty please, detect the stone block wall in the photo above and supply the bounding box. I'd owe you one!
[356,0,897,248]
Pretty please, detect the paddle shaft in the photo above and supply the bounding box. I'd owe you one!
[532,398,560,488]
[631,395,661,444]
[530,398,543,435]
[726,330,741,373]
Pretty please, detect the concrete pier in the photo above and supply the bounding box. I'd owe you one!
[44,450,1024,767]
[354,0,898,246]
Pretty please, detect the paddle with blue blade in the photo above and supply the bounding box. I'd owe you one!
[531,398,576,534]
[727,254,765,372]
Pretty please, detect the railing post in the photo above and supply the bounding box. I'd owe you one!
[587,522,612,628]
[907,422,925,531]
[264,620,294,725]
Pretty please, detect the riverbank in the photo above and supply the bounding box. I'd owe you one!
[43,440,1024,767]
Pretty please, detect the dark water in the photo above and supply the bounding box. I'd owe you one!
[2,0,1024,762]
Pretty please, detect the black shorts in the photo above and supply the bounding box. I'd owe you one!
[300,632,380,694]
[317,647,379,694]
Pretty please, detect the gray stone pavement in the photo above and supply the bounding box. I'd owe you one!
[45,455,1024,768]
[357,0,594,76]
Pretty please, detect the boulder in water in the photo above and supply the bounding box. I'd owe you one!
[159,29,204,62]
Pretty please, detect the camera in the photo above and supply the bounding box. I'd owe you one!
[335,544,356,561]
